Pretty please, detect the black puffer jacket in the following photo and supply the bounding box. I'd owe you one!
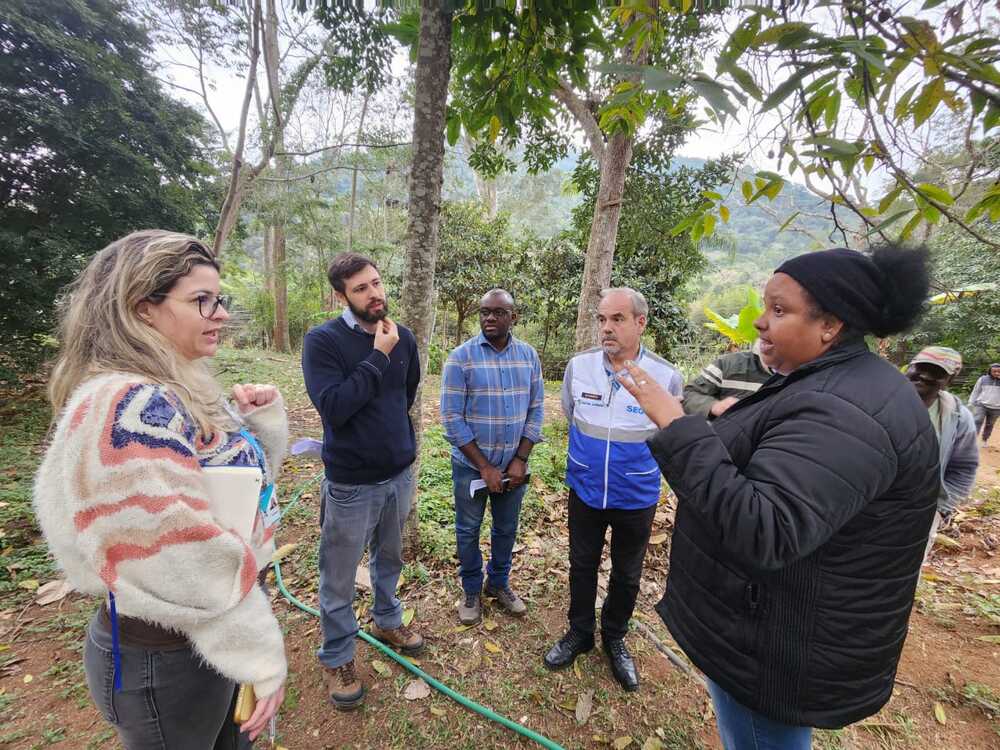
[649,341,938,729]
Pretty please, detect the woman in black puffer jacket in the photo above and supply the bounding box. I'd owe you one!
[620,245,938,749]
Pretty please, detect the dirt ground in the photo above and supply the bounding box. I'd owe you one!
[2,386,999,750]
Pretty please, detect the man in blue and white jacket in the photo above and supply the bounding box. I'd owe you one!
[543,288,682,692]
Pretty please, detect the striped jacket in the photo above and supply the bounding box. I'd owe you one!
[33,373,288,697]
[682,350,773,419]
[561,347,683,510]
[440,333,544,470]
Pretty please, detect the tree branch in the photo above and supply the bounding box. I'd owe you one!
[257,163,391,183]
[275,141,412,158]
[554,77,605,165]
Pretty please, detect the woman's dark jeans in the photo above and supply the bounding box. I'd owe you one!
[83,608,251,750]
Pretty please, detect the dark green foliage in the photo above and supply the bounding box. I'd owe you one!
[435,201,520,344]
[569,148,736,356]
[0,0,213,369]
[314,3,396,94]
[898,222,1000,388]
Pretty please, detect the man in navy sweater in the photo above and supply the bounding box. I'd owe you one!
[302,252,423,711]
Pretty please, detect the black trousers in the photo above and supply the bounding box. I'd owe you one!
[567,489,656,642]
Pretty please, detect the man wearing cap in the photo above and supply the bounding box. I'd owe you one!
[906,346,979,559]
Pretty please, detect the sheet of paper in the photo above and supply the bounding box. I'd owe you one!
[202,465,263,540]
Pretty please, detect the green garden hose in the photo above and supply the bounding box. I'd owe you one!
[274,473,566,750]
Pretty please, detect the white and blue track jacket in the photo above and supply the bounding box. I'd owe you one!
[561,347,683,510]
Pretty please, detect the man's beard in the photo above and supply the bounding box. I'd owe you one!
[349,297,389,323]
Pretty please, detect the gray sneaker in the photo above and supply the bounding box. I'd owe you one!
[458,592,481,625]
[483,583,527,616]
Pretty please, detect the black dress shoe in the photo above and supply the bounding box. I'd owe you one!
[543,630,595,670]
[603,637,639,691]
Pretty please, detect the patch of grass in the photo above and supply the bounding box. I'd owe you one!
[0,729,30,747]
[211,347,307,407]
[814,728,846,749]
[968,486,1000,517]
[85,728,117,750]
[415,421,569,564]
[854,710,919,749]
[963,681,1000,717]
[964,591,1000,625]
[0,388,55,602]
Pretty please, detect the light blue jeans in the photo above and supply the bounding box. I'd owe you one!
[707,678,813,750]
[317,466,413,668]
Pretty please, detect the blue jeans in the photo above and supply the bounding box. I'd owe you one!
[317,466,413,668]
[708,678,813,750]
[452,459,527,595]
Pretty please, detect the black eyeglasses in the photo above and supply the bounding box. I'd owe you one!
[150,293,231,319]
[479,308,512,319]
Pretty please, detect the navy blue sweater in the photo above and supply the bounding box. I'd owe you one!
[302,316,420,484]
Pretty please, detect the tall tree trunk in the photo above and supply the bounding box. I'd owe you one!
[573,131,633,352]
[455,304,467,348]
[269,224,289,351]
[213,0,261,255]
[263,0,289,352]
[347,92,371,254]
[399,0,453,556]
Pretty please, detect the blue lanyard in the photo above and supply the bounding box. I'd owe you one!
[239,428,275,512]
[108,591,123,692]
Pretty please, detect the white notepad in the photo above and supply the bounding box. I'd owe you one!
[202,465,263,540]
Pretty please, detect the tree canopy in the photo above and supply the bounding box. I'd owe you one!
[0,0,212,364]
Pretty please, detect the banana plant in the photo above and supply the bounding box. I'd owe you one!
[703,286,763,345]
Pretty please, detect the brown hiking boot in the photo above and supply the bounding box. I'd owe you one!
[369,622,425,655]
[483,583,527,616]
[324,660,365,711]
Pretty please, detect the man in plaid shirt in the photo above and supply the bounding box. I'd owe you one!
[440,289,544,625]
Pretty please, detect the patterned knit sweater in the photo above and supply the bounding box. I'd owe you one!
[33,372,289,697]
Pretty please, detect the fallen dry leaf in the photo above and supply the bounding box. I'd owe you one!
[403,679,431,700]
[35,579,73,606]
[934,702,947,725]
[642,738,663,750]
[355,566,372,590]
[402,608,415,626]
[484,640,501,654]
[270,543,297,564]
[575,689,594,725]
[613,737,634,749]
[430,706,446,717]
[483,618,498,632]
[371,659,391,677]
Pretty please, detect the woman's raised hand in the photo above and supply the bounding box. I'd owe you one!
[617,361,685,429]
[232,383,279,412]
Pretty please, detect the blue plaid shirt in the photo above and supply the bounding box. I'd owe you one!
[440,333,545,470]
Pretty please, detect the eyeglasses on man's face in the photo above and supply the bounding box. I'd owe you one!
[479,308,512,320]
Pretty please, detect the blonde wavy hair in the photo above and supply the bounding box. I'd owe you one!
[48,230,232,435]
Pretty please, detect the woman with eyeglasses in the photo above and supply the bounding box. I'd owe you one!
[618,245,939,749]
[33,231,287,748]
